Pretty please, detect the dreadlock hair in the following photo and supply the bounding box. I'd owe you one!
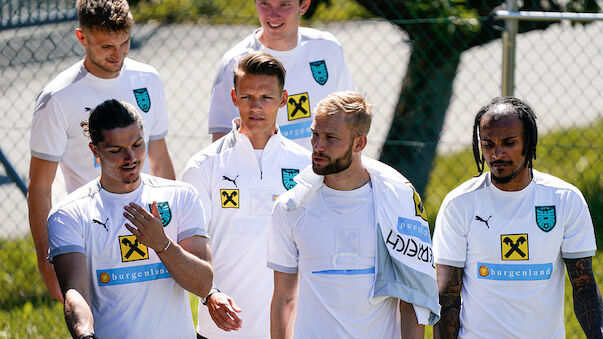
[472,96,538,176]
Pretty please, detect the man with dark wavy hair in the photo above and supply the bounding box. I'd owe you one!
[49,99,212,339]
[28,0,174,302]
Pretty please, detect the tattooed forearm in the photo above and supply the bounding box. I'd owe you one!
[434,264,464,339]
[565,257,602,339]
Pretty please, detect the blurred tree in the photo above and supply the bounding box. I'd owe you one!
[352,0,599,195]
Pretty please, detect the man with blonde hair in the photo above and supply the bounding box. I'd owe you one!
[268,91,440,338]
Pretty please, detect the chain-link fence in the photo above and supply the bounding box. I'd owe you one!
[1,0,601,336]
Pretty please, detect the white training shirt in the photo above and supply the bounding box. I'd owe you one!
[182,119,310,339]
[30,58,169,193]
[433,170,596,339]
[208,27,355,149]
[47,174,207,339]
[268,182,402,339]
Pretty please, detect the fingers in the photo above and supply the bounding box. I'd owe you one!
[207,294,243,331]
[229,298,242,312]
[150,201,160,218]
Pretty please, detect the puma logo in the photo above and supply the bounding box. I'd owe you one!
[222,175,239,188]
[92,218,109,231]
[475,215,492,229]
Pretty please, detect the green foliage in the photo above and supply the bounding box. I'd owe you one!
[424,119,603,247]
[131,0,370,24]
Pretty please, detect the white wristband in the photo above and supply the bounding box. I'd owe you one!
[156,240,171,254]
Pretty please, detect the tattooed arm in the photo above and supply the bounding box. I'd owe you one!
[434,264,464,339]
[565,257,602,339]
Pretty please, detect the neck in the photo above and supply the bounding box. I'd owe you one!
[323,156,370,191]
[490,168,532,192]
[238,127,276,149]
[99,177,141,194]
[257,28,298,51]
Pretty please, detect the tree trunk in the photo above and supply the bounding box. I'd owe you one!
[379,36,461,195]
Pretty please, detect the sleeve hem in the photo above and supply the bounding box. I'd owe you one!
[148,131,168,141]
[31,151,61,162]
[267,262,298,273]
[177,229,209,243]
[434,258,465,268]
[48,245,86,263]
[562,250,596,259]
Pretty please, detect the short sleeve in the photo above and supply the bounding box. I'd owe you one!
[561,189,597,258]
[208,59,239,134]
[267,202,299,273]
[30,95,68,161]
[433,198,468,268]
[148,76,169,141]
[176,187,209,242]
[47,209,86,262]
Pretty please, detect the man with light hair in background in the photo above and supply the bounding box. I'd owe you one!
[208,0,354,149]
[269,91,440,338]
[28,0,174,302]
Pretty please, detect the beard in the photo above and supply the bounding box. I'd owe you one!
[312,144,353,176]
[490,161,522,184]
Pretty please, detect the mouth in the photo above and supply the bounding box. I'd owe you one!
[248,116,265,121]
[490,161,512,170]
[267,21,284,29]
[312,153,329,163]
[120,162,140,173]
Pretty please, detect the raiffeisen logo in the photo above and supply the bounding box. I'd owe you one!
[477,262,553,281]
[96,263,171,286]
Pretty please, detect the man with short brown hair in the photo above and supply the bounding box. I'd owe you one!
[28,0,174,301]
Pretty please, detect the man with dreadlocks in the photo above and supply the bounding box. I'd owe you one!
[432,97,601,339]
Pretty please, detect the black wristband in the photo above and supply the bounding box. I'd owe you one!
[201,287,220,305]
[77,333,97,339]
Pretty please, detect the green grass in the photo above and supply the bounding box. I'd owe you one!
[1,122,600,337]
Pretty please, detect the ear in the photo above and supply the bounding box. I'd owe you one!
[89,142,99,158]
[279,90,288,108]
[75,28,86,47]
[353,135,367,153]
[231,88,238,107]
[300,0,310,15]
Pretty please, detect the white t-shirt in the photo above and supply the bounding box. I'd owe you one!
[47,174,207,339]
[30,58,169,193]
[268,182,402,339]
[208,27,355,149]
[182,120,310,339]
[433,170,596,339]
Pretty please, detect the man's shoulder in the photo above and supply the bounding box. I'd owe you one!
[532,170,586,200]
[142,174,194,192]
[185,133,237,169]
[35,61,87,111]
[441,173,490,208]
[122,58,161,79]
[52,180,101,214]
[279,136,312,158]
[298,27,341,45]
[220,32,259,65]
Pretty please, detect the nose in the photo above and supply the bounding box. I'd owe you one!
[123,148,135,162]
[112,46,123,60]
[312,135,326,153]
[250,97,261,111]
[493,144,504,159]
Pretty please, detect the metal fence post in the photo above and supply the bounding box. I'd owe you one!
[501,0,518,97]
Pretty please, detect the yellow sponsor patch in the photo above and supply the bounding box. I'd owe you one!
[500,234,529,260]
[405,182,428,221]
[119,235,149,262]
[287,92,311,121]
[220,189,239,208]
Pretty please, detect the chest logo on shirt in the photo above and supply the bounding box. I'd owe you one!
[500,234,529,260]
[220,189,239,208]
[535,206,556,232]
[222,175,239,188]
[148,201,171,227]
[133,88,151,112]
[281,168,299,190]
[92,218,109,231]
[287,92,311,121]
[119,235,149,262]
[309,60,328,85]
